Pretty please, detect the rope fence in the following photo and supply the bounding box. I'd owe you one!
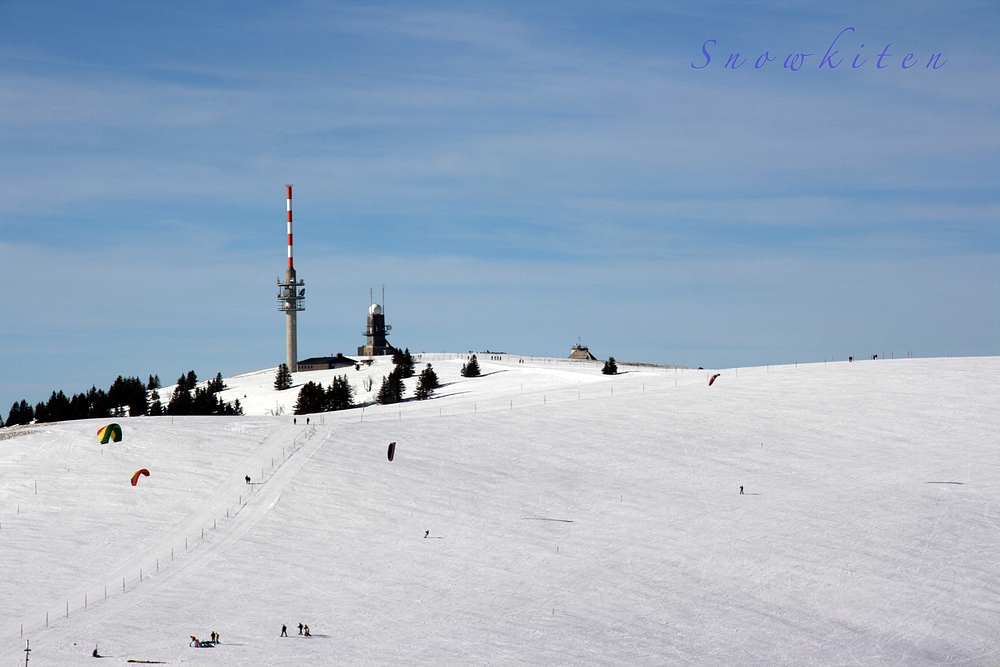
[6,424,320,642]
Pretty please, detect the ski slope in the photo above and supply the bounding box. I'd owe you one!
[1,354,998,665]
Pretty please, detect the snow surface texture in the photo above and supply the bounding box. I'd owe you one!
[1,355,998,666]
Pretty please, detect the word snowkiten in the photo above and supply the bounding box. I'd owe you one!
[692,27,947,72]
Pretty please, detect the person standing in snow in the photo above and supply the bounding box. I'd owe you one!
[281,625,287,637]
[304,625,311,637]
[740,486,744,495]
[298,623,303,635]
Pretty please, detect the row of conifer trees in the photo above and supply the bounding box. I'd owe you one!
[286,348,444,415]
[3,371,241,428]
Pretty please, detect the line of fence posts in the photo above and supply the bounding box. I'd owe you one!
[28,455,278,635]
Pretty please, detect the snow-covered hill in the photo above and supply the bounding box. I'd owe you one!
[1,354,998,665]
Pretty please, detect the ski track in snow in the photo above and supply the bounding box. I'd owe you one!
[2,420,324,641]
[51,424,332,642]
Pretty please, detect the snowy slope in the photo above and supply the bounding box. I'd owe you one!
[1,355,998,666]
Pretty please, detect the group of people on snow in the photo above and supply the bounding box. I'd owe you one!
[280,623,310,637]
[188,631,219,648]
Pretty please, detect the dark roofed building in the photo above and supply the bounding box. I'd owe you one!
[297,353,356,372]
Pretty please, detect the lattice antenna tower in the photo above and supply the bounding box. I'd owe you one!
[277,185,305,372]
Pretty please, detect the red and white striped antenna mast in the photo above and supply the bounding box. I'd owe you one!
[286,184,294,270]
[277,184,304,372]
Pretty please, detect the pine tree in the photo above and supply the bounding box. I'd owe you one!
[461,354,481,377]
[274,363,293,391]
[166,384,192,415]
[69,392,90,420]
[7,400,35,426]
[294,381,326,414]
[209,372,226,393]
[400,348,416,379]
[86,386,110,418]
[6,402,18,427]
[602,357,618,375]
[327,375,355,411]
[43,390,71,423]
[192,386,221,414]
[149,389,164,416]
[147,374,161,390]
[415,364,439,400]
[107,376,148,416]
[376,367,406,404]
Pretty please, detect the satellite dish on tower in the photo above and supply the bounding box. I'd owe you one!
[386,325,392,331]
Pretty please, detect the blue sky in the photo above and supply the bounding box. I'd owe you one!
[1,0,998,413]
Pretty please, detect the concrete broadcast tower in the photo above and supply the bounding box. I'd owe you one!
[277,185,304,372]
